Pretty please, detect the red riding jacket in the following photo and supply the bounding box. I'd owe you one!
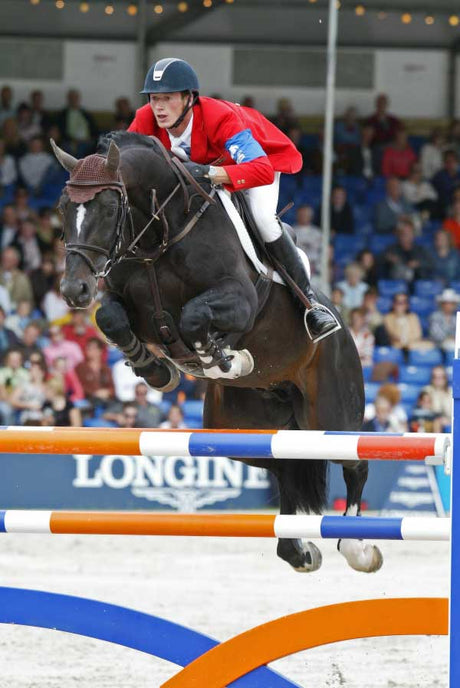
[128,96,302,192]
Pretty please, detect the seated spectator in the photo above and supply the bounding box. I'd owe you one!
[292,205,322,277]
[401,162,438,220]
[334,106,361,147]
[61,309,105,359]
[364,382,408,431]
[423,365,452,428]
[0,205,19,252]
[420,128,445,180]
[10,356,49,424]
[75,337,115,409]
[111,355,163,404]
[44,324,84,371]
[362,393,406,433]
[361,286,384,334]
[379,216,433,283]
[330,286,349,323]
[336,262,369,309]
[347,124,379,179]
[432,150,460,218]
[374,177,414,234]
[0,246,33,310]
[113,96,135,130]
[160,403,186,429]
[349,308,374,367]
[286,126,312,180]
[18,137,55,194]
[48,355,84,403]
[428,288,459,352]
[5,300,33,338]
[381,129,417,179]
[0,138,17,188]
[409,390,443,433]
[0,85,14,126]
[442,197,460,249]
[0,306,19,353]
[0,347,29,424]
[42,274,70,322]
[115,402,140,428]
[356,249,378,288]
[316,185,354,235]
[431,229,460,284]
[13,186,36,222]
[36,209,57,252]
[365,93,402,149]
[13,219,43,272]
[19,321,47,362]
[57,89,98,157]
[29,89,52,133]
[271,97,299,134]
[16,102,41,143]
[2,117,26,159]
[383,292,433,352]
[43,380,82,426]
[104,381,162,428]
[30,253,57,310]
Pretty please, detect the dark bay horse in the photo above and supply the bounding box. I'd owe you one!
[53,132,382,573]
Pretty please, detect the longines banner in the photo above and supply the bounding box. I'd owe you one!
[1,453,275,511]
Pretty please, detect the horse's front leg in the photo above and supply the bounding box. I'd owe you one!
[180,278,257,380]
[95,295,180,392]
[335,460,383,572]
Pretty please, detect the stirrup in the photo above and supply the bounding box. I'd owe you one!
[304,304,341,344]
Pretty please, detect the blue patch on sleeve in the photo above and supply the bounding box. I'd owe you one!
[225,129,267,164]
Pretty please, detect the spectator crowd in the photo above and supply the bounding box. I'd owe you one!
[0,83,459,433]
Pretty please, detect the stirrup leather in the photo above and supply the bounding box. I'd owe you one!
[304,304,342,344]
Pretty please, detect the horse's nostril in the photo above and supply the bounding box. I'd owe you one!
[79,281,89,296]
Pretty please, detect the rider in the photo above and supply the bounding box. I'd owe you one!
[128,57,339,341]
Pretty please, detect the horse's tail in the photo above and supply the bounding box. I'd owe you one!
[277,459,329,514]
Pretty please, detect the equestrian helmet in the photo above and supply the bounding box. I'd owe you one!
[141,58,199,95]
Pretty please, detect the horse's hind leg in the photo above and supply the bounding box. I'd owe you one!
[95,295,180,392]
[334,460,383,573]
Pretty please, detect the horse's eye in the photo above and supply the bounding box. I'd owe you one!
[106,206,117,217]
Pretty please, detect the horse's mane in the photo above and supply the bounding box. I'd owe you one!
[97,131,161,155]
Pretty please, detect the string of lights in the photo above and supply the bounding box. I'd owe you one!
[26,0,460,25]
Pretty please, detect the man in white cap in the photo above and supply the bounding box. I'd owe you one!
[428,288,460,351]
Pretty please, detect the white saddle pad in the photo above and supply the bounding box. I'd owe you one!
[217,189,311,285]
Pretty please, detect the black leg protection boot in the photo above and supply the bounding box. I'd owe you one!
[266,230,341,342]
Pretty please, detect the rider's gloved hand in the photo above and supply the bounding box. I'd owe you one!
[182,162,210,182]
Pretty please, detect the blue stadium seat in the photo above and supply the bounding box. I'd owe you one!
[450,281,460,292]
[377,279,408,297]
[333,234,366,257]
[398,383,422,403]
[445,351,455,366]
[415,235,434,249]
[407,349,443,366]
[401,401,415,418]
[354,222,373,237]
[409,296,435,317]
[362,366,373,382]
[376,296,392,313]
[413,280,444,298]
[83,418,117,428]
[399,365,432,386]
[107,346,124,367]
[369,235,394,253]
[353,205,372,225]
[364,382,381,402]
[373,346,404,364]
[181,399,204,423]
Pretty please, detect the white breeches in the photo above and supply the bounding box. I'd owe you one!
[243,172,282,243]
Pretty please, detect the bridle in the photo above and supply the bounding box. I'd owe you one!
[62,137,216,280]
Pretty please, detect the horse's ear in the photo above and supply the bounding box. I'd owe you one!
[105,140,120,174]
[50,139,78,172]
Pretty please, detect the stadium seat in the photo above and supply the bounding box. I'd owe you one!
[181,399,204,423]
[377,279,408,297]
[364,382,381,402]
[413,280,444,298]
[107,346,124,367]
[368,235,394,253]
[362,366,373,382]
[445,351,455,366]
[450,281,460,293]
[398,383,422,403]
[376,296,392,314]
[409,296,435,317]
[408,349,443,366]
[373,346,404,364]
[399,365,432,386]
[83,418,117,428]
[333,234,366,256]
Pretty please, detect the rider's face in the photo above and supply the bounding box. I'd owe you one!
[149,92,189,130]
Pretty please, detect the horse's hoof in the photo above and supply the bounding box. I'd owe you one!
[292,542,323,573]
[277,539,323,573]
[142,361,181,393]
[338,539,384,573]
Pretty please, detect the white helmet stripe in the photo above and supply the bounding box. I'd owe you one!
[153,58,181,81]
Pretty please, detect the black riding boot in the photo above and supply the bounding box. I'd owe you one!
[266,230,340,342]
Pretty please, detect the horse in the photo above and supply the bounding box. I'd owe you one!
[52,131,382,574]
